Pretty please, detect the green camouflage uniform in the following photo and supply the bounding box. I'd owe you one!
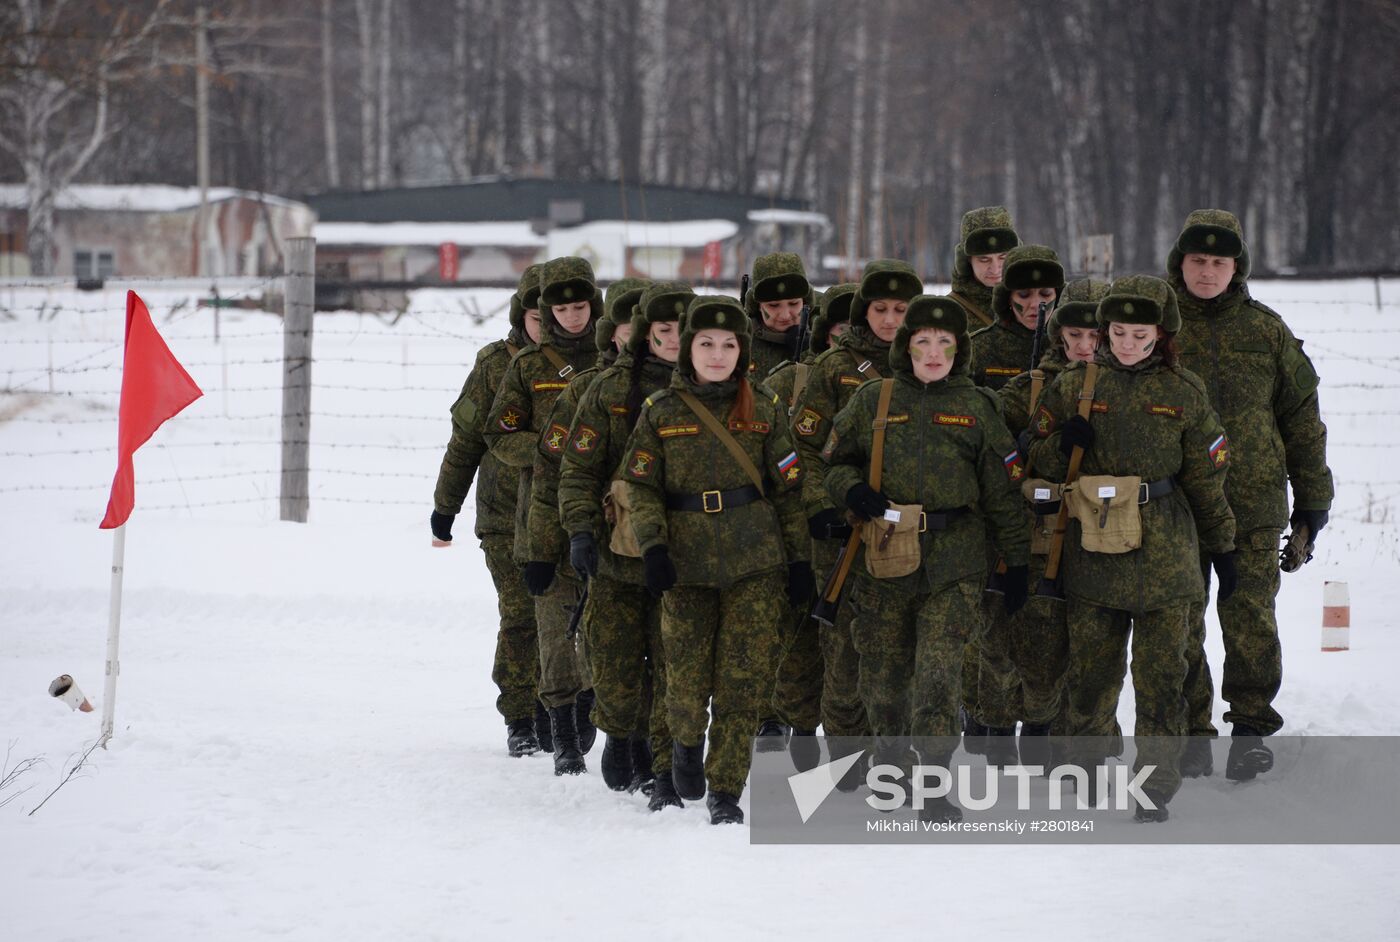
[620,296,809,797]
[822,295,1029,763]
[745,252,814,383]
[557,281,689,776]
[1169,210,1333,737]
[968,244,1062,392]
[433,268,541,724]
[792,264,921,736]
[949,206,1019,331]
[1027,275,1237,802]
[966,248,1067,730]
[484,257,602,710]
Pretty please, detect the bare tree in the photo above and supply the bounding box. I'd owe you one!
[321,0,341,188]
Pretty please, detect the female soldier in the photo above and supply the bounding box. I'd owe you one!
[822,296,1030,823]
[558,281,693,811]
[746,252,815,381]
[1027,275,1237,821]
[969,244,1065,391]
[619,295,813,825]
[972,278,1108,770]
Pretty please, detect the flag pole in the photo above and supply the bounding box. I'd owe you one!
[100,523,127,748]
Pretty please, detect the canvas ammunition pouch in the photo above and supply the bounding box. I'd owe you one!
[604,480,642,558]
[1062,474,1174,554]
[1022,478,1064,556]
[862,502,924,579]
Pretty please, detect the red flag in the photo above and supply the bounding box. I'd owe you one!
[99,291,204,529]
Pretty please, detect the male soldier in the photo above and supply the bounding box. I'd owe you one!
[949,206,1020,329]
[746,252,815,381]
[432,265,545,757]
[969,244,1064,391]
[484,256,603,776]
[792,260,920,777]
[559,281,693,811]
[1169,210,1333,779]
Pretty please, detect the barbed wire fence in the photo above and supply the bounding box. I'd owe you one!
[2,254,1399,522]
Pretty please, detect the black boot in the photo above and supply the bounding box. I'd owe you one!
[984,724,1019,766]
[647,767,683,811]
[918,795,963,824]
[706,790,744,825]
[671,738,706,801]
[506,717,540,757]
[834,740,870,793]
[1180,737,1215,778]
[755,718,789,753]
[600,734,633,790]
[1226,725,1274,781]
[549,703,586,776]
[534,700,553,755]
[575,689,597,755]
[1133,790,1170,822]
[961,705,989,756]
[627,737,655,795]
[789,729,820,773]
[1018,721,1052,769]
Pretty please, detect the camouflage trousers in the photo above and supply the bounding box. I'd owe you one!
[847,574,984,739]
[769,600,817,729]
[774,537,871,736]
[975,553,1069,729]
[535,569,590,709]
[1186,527,1284,736]
[1066,599,1189,801]
[481,536,540,723]
[582,572,672,773]
[661,570,784,797]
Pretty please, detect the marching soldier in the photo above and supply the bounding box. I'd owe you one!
[821,295,1030,823]
[558,280,692,811]
[949,205,1020,329]
[969,244,1064,390]
[746,252,815,381]
[1027,275,1237,820]
[484,256,602,777]
[620,295,813,824]
[431,265,546,757]
[1168,210,1333,780]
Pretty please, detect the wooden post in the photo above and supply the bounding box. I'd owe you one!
[280,237,315,522]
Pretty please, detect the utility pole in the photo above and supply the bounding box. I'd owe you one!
[195,2,210,277]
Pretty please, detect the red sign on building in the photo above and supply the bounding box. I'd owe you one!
[702,241,722,281]
[438,242,459,282]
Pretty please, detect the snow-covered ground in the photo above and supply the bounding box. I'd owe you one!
[2,278,1398,940]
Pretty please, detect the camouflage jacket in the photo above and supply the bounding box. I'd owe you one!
[1172,281,1333,532]
[791,326,892,516]
[821,371,1031,593]
[1027,351,1237,612]
[433,330,526,537]
[524,351,616,564]
[949,272,996,330]
[558,352,677,583]
[620,373,809,588]
[763,349,818,418]
[969,319,1035,391]
[997,347,1070,446]
[749,325,796,382]
[484,330,597,559]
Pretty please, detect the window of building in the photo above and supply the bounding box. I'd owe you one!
[74,249,115,279]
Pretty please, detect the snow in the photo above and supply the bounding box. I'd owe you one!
[747,208,832,229]
[0,184,308,214]
[1,279,1399,940]
[314,220,546,248]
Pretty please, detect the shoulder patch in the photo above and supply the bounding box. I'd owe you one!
[1004,449,1027,483]
[1146,404,1183,419]
[795,407,823,438]
[934,413,977,428]
[545,423,569,453]
[658,423,699,438]
[627,449,656,479]
[777,450,802,483]
[820,430,839,462]
[1033,405,1056,438]
[497,407,523,432]
[1209,434,1230,469]
[571,424,598,453]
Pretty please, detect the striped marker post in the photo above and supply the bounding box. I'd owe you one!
[1322,581,1350,652]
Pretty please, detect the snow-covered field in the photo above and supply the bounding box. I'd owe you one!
[2,277,1398,940]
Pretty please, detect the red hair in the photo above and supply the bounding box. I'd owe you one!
[729,377,755,424]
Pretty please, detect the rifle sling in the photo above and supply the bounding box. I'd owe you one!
[1044,363,1100,580]
[539,344,576,379]
[822,378,895,604]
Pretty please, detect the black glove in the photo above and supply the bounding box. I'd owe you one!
[844,483,890,521]
[807,508,850,540]
[569,532,598,580]
[1290,508,1328,538]
[430,510,455,543]
[1002,565,1029,615]
[523,561,557,597]
[643,546,677,598]
[1059,415,1095,459]
[1211,553,1238,604]
[786,561,817,607]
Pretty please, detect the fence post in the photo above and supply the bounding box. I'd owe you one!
[280,237,315,522]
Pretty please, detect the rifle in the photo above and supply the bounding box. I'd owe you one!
[566,580,588,640]
[740,273,751,308]
[1036,362,1101,599]
[791,302,812,362]
[1280,524,1315,573]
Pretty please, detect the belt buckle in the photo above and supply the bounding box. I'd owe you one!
[702,490,724,513]
[1138,482,1150,505]
[918,512,928,533]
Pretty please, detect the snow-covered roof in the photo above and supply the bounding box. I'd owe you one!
[0,184,308,213]
[313,218,739,249]
[747,208,831,228]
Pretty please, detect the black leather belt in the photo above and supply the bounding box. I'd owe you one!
[1139,477,1175,504]
[918,507,968,531]
[666,484,763,513]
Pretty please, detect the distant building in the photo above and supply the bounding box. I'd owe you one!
[0,185,315,279]
[307,177,830,285]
